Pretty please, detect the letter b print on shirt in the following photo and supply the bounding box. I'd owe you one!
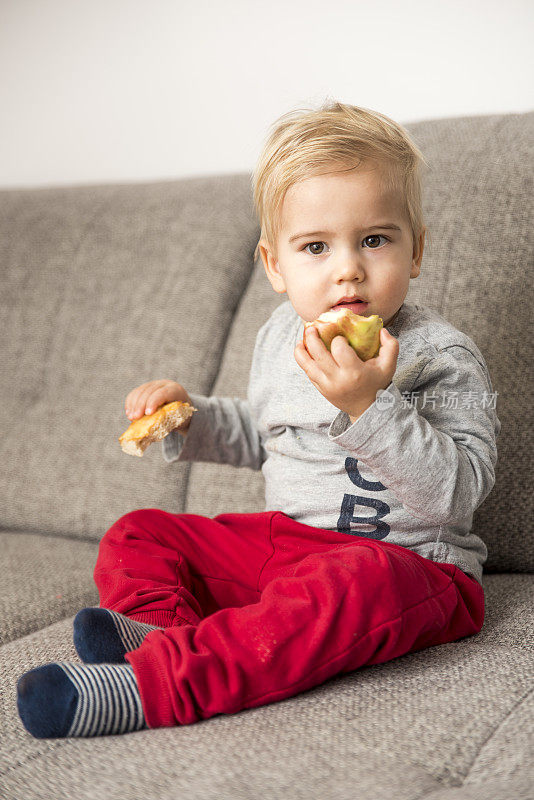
[337,457,391,539]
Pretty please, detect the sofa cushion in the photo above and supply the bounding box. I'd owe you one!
[1,574,532,800]
[187,111,534,574]
[0,532,99,646]
[423,775,534,800]
[459,690,534,793]
[0,174,259,542]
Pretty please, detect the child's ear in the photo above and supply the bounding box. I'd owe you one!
[259,239,287,294]
[410,227,426,278]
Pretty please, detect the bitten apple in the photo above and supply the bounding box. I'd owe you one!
[304,308,383,361]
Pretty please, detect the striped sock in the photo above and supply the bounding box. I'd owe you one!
[17,662,146,738]
[73,607,163,664]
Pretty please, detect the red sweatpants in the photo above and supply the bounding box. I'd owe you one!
[93,509,484,728]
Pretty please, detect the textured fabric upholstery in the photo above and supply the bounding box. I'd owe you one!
[0,533,99,646]
[1,575,532,799]
[0,111,532,798]
[0,175,258,541]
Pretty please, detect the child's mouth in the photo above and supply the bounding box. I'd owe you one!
[332,301,369,314]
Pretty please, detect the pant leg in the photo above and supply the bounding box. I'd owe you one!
[93,509,277,628]
[126,511,484,728]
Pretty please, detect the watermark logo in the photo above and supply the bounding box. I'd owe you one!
[375,389,498,411]
[375,389,395,409]
[399,390,498,410]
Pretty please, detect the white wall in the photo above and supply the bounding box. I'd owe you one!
[1,0,532,189]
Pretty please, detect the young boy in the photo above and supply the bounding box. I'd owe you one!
[17,101,500,738]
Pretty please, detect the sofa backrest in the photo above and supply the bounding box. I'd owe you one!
[1,111,532,573]
[0,175,259,540]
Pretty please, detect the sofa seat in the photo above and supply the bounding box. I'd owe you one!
[1,573,532,800]
[0,532,99,646]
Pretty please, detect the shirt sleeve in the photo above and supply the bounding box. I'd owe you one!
[161,323,270,470]
[328,345,501,527]
[162,392,265,469]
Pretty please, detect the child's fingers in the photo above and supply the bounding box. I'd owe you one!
[125,382,152,412]
[294,341,325,385]
[125,388,145,418]
[133,384,165,417]
[126,387,148,419]
[126,381,168,419]
[294,341,312,371]
[303,327,339,377]
[329,335,361,368]
[303,325,324,353]
[376,328,399,372]
[125,381,159,410]
[144,386,174,416]
[304,326,328,360]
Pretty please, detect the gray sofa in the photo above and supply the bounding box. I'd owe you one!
[1,110,533,800]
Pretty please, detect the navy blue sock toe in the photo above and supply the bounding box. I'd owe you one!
[17,664,78,738]
[17,661,145,738]
[73,608,127,663]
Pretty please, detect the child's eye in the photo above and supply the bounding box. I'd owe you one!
[304,242,327,255]
[363,235,389,249]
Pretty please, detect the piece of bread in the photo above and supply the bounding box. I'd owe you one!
[119,401,197,457]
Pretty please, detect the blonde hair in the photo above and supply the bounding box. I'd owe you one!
[251,98,430,262]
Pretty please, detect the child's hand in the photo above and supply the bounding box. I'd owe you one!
[294,327,399,422]
[125,380,193,421]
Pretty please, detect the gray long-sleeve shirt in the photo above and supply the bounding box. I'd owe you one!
[163,301,501,585]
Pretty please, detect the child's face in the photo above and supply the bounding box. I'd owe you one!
[259,162,425,327]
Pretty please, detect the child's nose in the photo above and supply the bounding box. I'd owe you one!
[333,258,365,281]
